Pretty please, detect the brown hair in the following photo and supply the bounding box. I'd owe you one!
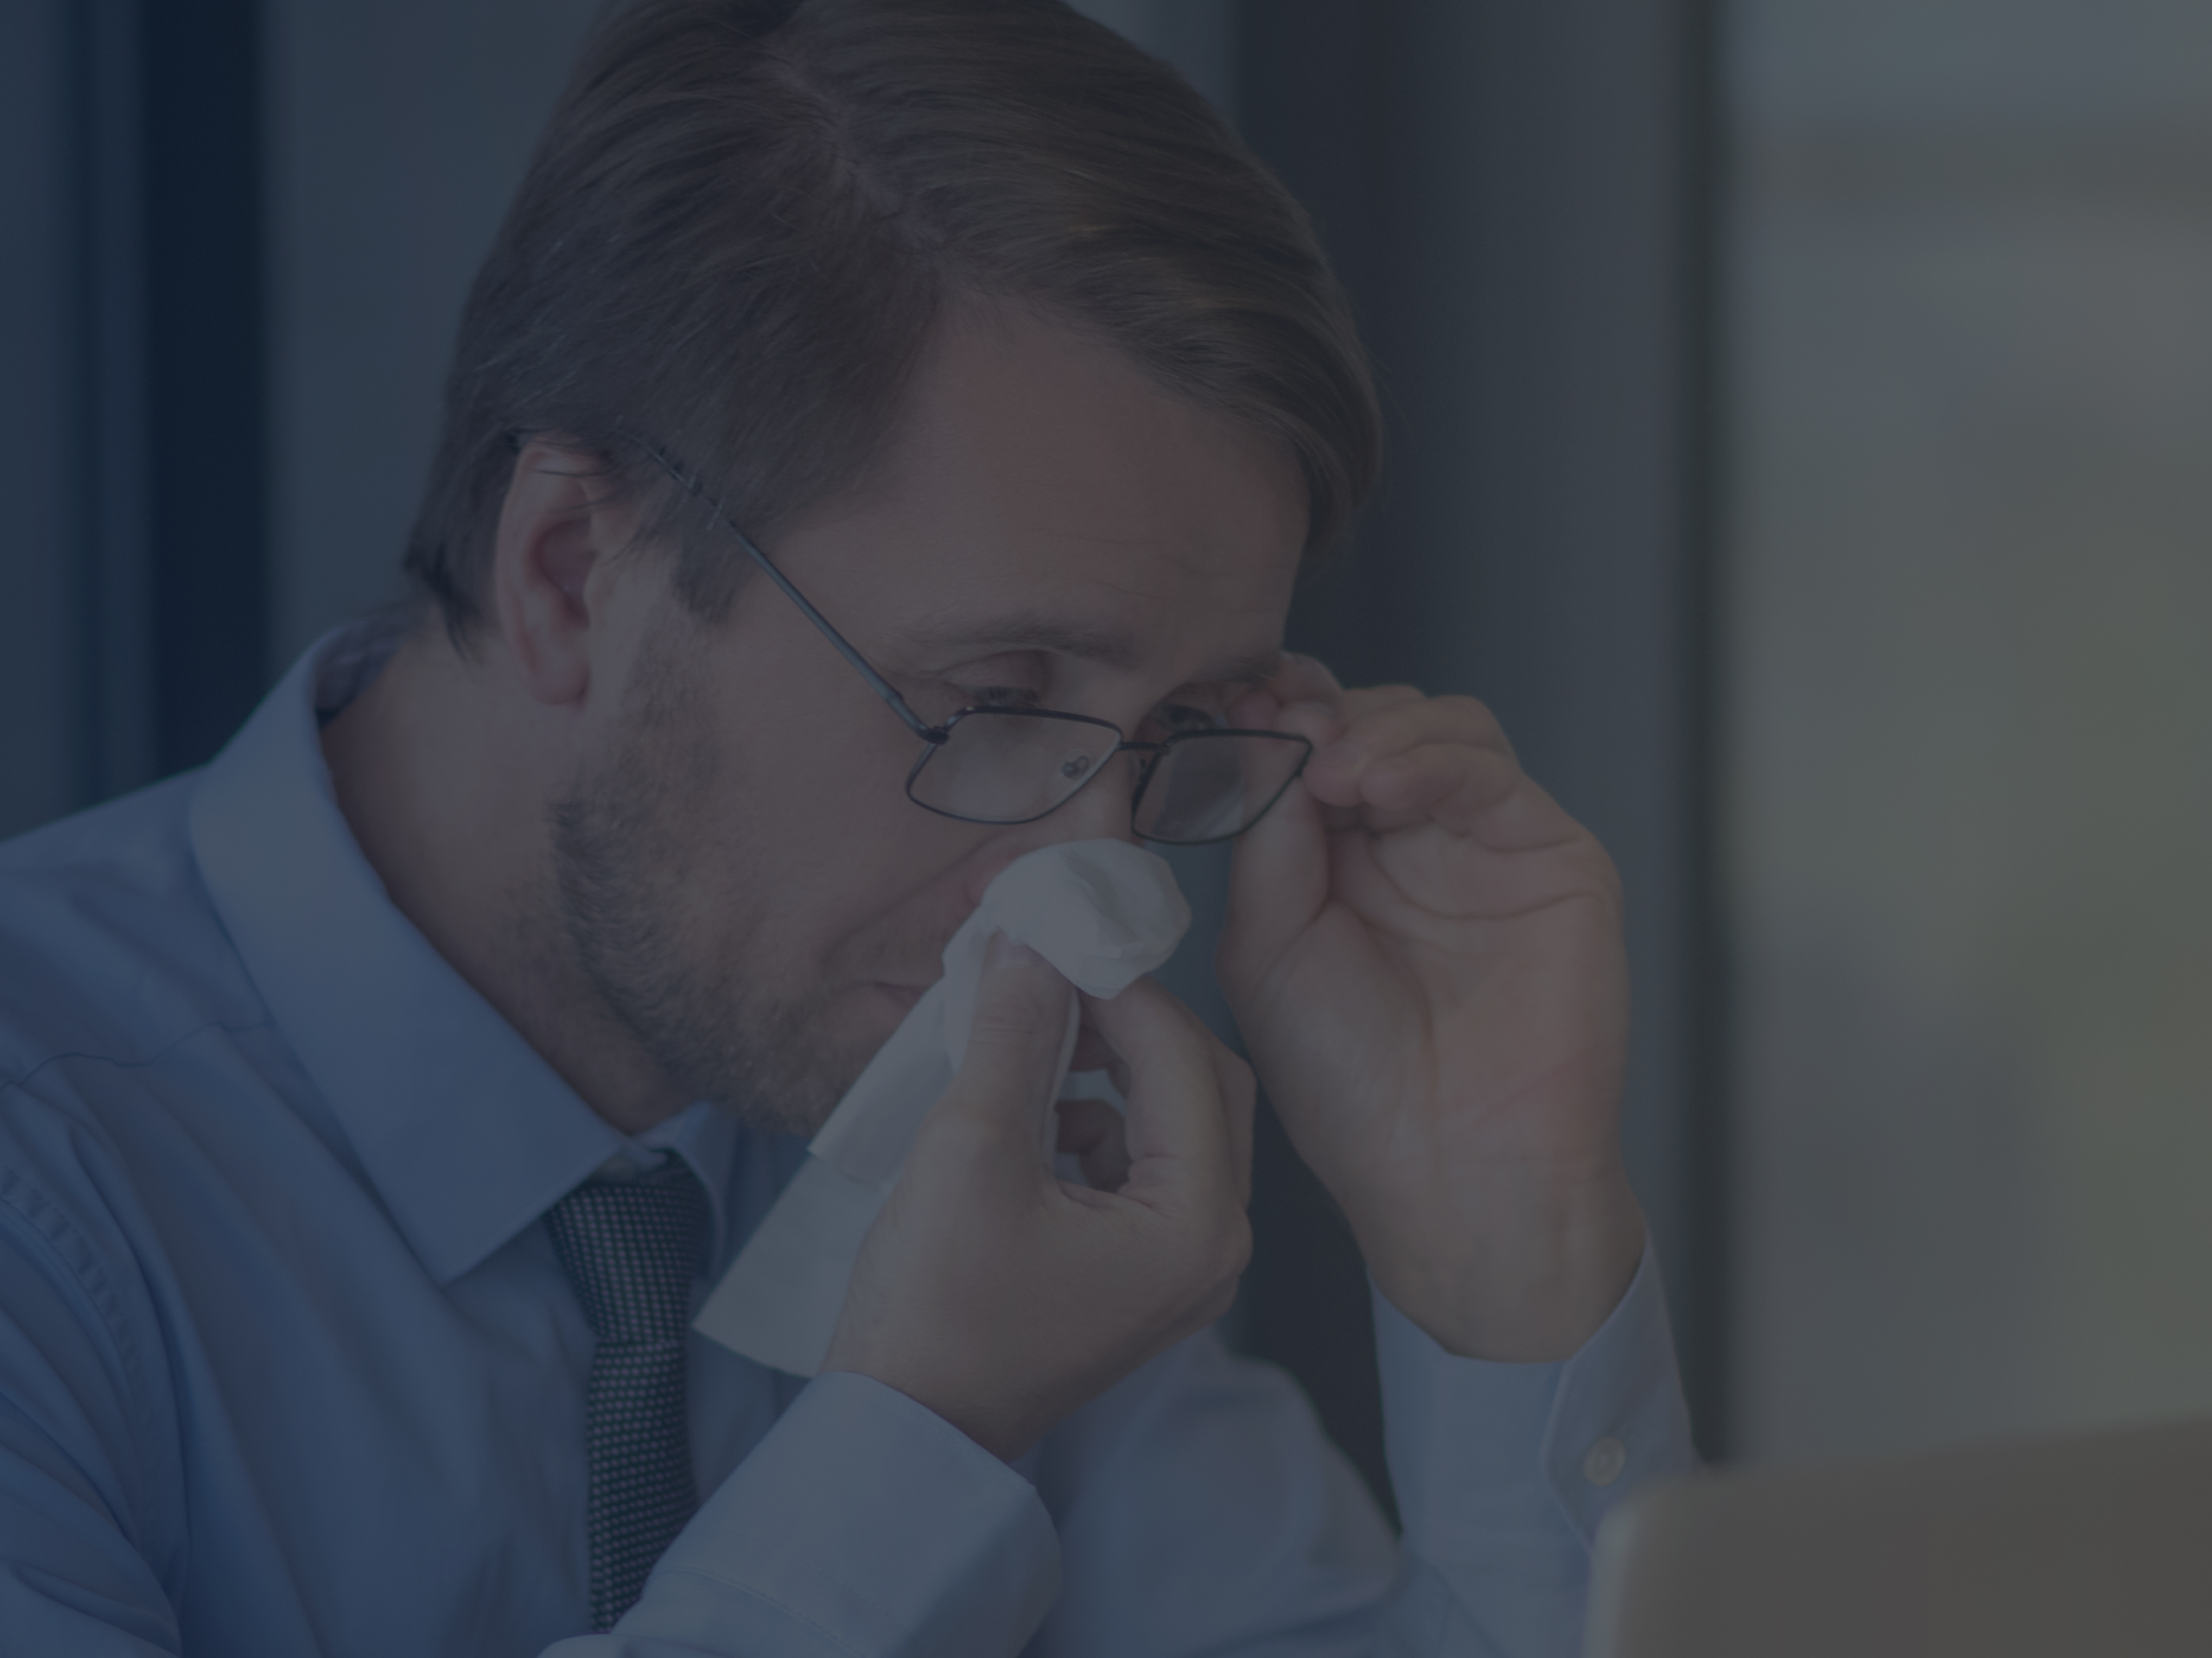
[404,0,1379,638]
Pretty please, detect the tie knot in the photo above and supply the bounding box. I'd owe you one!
[543,1160,709,1346]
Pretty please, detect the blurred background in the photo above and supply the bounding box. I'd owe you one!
[4,0,2208,1511]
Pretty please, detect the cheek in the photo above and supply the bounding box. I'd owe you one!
[708,707,988,975]
[734,708,925,876]
[678,617,1029,986]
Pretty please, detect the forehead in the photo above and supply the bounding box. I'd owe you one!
[765,306,1307,676]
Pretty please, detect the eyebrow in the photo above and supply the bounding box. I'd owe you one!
[888,609,1283,691]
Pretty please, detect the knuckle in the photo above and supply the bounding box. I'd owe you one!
[1171,1197,1249,1273]
[1434,694,1508,742]
[1209,1211,1254,1281]
[969,982,1066,1051]
[968,1000,1049,1048]
[1562,840,1625,901]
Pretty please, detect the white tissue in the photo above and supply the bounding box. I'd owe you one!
[692,838,1191,1376]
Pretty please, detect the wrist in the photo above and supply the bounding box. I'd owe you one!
[1356,1166,1645,1363]
[822,1356,1042,1464]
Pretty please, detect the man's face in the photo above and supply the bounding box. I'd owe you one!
[549,308,1306,1134]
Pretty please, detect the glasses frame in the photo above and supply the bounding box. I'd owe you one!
[621,431,1314,845]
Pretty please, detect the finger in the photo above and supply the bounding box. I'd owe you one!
[1071,1016,1135,1100]
[1077,979,1240,1202]
[1241,656,1366,760]
[1221,683,1452,979]
[1264,651,1346,710]
[938,933,1076,1161]
[1069,1022,1116,1072]
[1269,697,1345,758]
[1054,1096,1132,1191]
[1203,1043,1255,1208]
[1236,683,1435,838]
[1227,684,1281,733]
[1338,683,1429,719]
[1230,683,1340,759]
[1302,694,1513,804]
[1353,743,1519,831]
[1365,744,1597,850]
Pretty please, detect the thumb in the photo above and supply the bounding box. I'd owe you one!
[940,932,1075,1143]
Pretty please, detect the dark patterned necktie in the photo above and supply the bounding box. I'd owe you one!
[543,1159,711,1631]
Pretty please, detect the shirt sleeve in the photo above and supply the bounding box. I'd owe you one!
[1027,1327,1403,1657]
[1028,1241,1696,1658]
[544,1371,1063,1658]
[1370,1241,1700,1656]
[549,1248,1694,1658]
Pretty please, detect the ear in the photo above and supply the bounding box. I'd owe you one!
[489,435,647,708]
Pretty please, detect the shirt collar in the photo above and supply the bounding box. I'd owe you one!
[188,616,740,1285]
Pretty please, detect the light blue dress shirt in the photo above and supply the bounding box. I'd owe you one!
[0,622,1697,1656]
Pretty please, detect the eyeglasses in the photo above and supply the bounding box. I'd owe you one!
[629,435,1313,845]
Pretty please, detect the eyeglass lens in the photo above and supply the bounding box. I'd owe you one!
[908,711,1123,825]
[905,708,1309,844]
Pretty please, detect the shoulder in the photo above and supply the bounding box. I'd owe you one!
[0,784,254,1428]
[0,775,269,1090]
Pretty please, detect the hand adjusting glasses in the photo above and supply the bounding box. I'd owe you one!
[631,435,1313,846]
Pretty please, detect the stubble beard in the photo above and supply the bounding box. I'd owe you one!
[544,631,862,1138]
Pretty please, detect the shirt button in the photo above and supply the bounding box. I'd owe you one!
[1582,1435,1628,1486]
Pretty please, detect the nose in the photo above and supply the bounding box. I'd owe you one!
[955,753,1144,907]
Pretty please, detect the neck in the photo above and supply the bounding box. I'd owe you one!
[319,624,688,1134]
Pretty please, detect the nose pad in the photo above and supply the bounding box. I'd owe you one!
[1041,749,1141,841]
[956,751,1147,906]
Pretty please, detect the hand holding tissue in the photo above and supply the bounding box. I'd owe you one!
[694,838,1193,1378]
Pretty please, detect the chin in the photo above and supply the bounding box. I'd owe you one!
[822,981,924,1076]
[700,979,925,1138]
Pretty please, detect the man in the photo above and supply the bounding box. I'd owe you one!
[0,1,1694,1652]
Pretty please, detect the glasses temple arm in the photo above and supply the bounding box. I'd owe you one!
[627,434,941,742]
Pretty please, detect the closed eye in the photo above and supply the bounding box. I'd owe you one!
[1143,702,1224,739]
[939,683,1230,734]
[963,685,1042,711]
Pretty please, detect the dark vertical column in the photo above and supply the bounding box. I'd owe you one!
[1237,0,1398,693]
[7,0,271,835]
[1236,0,1729,1457]
[142,0,270,775]
[0,0,92,836]
[71,0,157,807]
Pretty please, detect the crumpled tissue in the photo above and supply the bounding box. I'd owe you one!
[692,838,1192,1377]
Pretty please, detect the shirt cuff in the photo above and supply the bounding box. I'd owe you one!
[1373,1240,1699,1567]
[606,1371,1062,1658]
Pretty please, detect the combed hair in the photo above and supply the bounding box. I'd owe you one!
[404,0,1380,638]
